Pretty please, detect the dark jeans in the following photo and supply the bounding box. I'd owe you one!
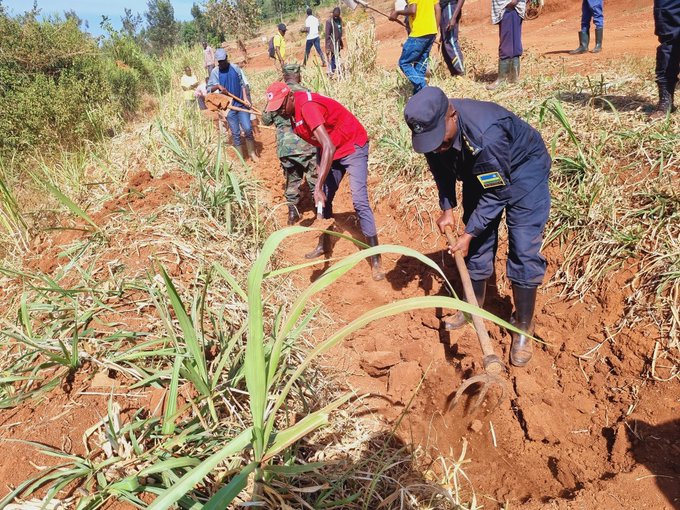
[304,37,326,65]
[581,0,604,31]
[655,7,680,89]
[440,0,465,76]
[226,109,253,146]
[398,34,435,94]
[499,8,523,59]
[321,143,378,238]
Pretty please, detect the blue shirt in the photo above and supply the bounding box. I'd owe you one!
[424,99,551,237]
[207,64,246,107]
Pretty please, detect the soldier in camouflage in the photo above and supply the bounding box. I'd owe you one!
[261,64,318,225]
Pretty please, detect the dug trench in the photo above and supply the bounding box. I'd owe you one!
[251,125,679,508]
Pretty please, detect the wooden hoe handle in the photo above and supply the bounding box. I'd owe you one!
[444,226,505,375]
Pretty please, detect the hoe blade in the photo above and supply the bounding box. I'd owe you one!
[447,373,507,414]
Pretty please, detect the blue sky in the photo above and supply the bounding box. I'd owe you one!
[3,0,196,35]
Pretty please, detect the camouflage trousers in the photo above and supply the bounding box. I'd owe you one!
[282,154,317,205]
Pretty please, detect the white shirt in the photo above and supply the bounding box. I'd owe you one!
[491,0,526,25]
[305,15,320,40]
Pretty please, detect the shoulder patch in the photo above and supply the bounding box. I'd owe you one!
[477,171,505,189]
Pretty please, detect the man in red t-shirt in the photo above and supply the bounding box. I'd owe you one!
[264,81,384,281]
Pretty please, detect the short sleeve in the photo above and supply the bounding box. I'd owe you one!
[300,102,326,132]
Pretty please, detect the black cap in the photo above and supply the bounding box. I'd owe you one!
[404,86,449,153]
[278,23,287,32]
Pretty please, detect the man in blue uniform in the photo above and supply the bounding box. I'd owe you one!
[651,0,680,118]
[439,0,465,77]
[404,87,551,367]
[207,48,258,160]
[569,0,604,54]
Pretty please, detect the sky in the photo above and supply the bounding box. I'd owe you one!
[3,0,196,35]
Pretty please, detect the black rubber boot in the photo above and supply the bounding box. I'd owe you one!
[442,279,487,331]
[650,83,673,120]
[569,31,589,55]
[486,58,512,90]
[510,285,538,367]
[287,204,299,225]
[305,233,329,259]
[591,28,603,53]
[366,235,385,281]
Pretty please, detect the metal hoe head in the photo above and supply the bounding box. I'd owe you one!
[341,0,358,10]
[447,372,508,414]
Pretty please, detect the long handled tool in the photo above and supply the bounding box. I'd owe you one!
[444,226,508,413]
[342,0,407,27]
[221,89,262,114]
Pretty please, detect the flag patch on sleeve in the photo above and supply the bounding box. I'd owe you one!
[477,172,505,189]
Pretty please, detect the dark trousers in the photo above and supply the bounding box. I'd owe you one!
[321,143,378,238]
[440,1,465,76]
[304,37,326,65]
[498,8,523,59]
[581,0,604,31]
[655,8,680,90]
[463,176,550,287]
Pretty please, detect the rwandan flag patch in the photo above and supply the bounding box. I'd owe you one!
[477,171,505,189]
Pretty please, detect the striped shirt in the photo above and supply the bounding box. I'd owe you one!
[491,0,526,24]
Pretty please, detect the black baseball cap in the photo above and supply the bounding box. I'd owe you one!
[278,23,287,32]
[404,86,449,154]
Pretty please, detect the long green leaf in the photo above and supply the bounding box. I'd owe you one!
[42,181,100,232]
[202,462,257,510]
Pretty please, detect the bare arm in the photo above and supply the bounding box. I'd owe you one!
[390,3,416,20]
[448,0,464,29]
[311,124,336,207]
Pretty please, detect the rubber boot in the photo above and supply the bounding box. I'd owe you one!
[304,232,329,259]
[442,279,487,331]
[486,58,512,90]
[591,28,603,53]
[246,139,259,162]
[569,31,589,55]
[650,84,673,120]
[509,56,520,83]
[287,204,299,225]
[510,285,538,367]
[366,235,385,282]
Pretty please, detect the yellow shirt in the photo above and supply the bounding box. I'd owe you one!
[181,74,199,101]
[408,0,437,38]
[273,33,286,59]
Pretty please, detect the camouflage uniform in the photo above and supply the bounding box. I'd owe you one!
[261,66,317,206]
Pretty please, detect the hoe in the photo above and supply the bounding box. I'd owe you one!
[341,0,407,28]
[444,226,508,413]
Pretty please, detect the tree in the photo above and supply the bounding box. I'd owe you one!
[121,8,142,39]
[144,0,177,55]
[63,9,88,29]
[205,0,261,42]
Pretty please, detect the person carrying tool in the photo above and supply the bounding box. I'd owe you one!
[650,0,679,119]
[263,81,385,281]
[488,0,525,90]
[325,7,344,75]
[261,65,318,225]
[439,0,465,76]
[389,0,440,94]
[569,0,604,55]
[404,87,551,367]
[208,48,258,161]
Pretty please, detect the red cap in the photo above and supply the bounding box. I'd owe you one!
[265,82,291,112]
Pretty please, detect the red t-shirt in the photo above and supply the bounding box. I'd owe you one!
[292,91,368,160]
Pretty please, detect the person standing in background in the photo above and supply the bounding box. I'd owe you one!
[181,66,199,108]
[203,42,215,76]
[650,0,679,118]
[487,0,525,90]
[389,0,440,94]
[302,7,327,66]
[273,23,288,68]
[569,0,604,54]
[439,0,465,76]
[325,7,344,75]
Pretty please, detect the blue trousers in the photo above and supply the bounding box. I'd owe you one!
[304,37,327,65]
[462,177,550,288]
[581,0,604,31]
[440,1,465,76]
[227,109,253,147]
[321,143,378,237]
[399,34,435,94]
[655,6,680,89]
[499,8,523,59]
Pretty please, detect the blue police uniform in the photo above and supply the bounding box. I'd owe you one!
[423,99,551,288]
[580,0,604,32]
[654,0,680,95]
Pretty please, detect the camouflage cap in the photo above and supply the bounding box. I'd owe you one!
[282,63,301,74]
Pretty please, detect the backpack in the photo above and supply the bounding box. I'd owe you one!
[268,36,276,58]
